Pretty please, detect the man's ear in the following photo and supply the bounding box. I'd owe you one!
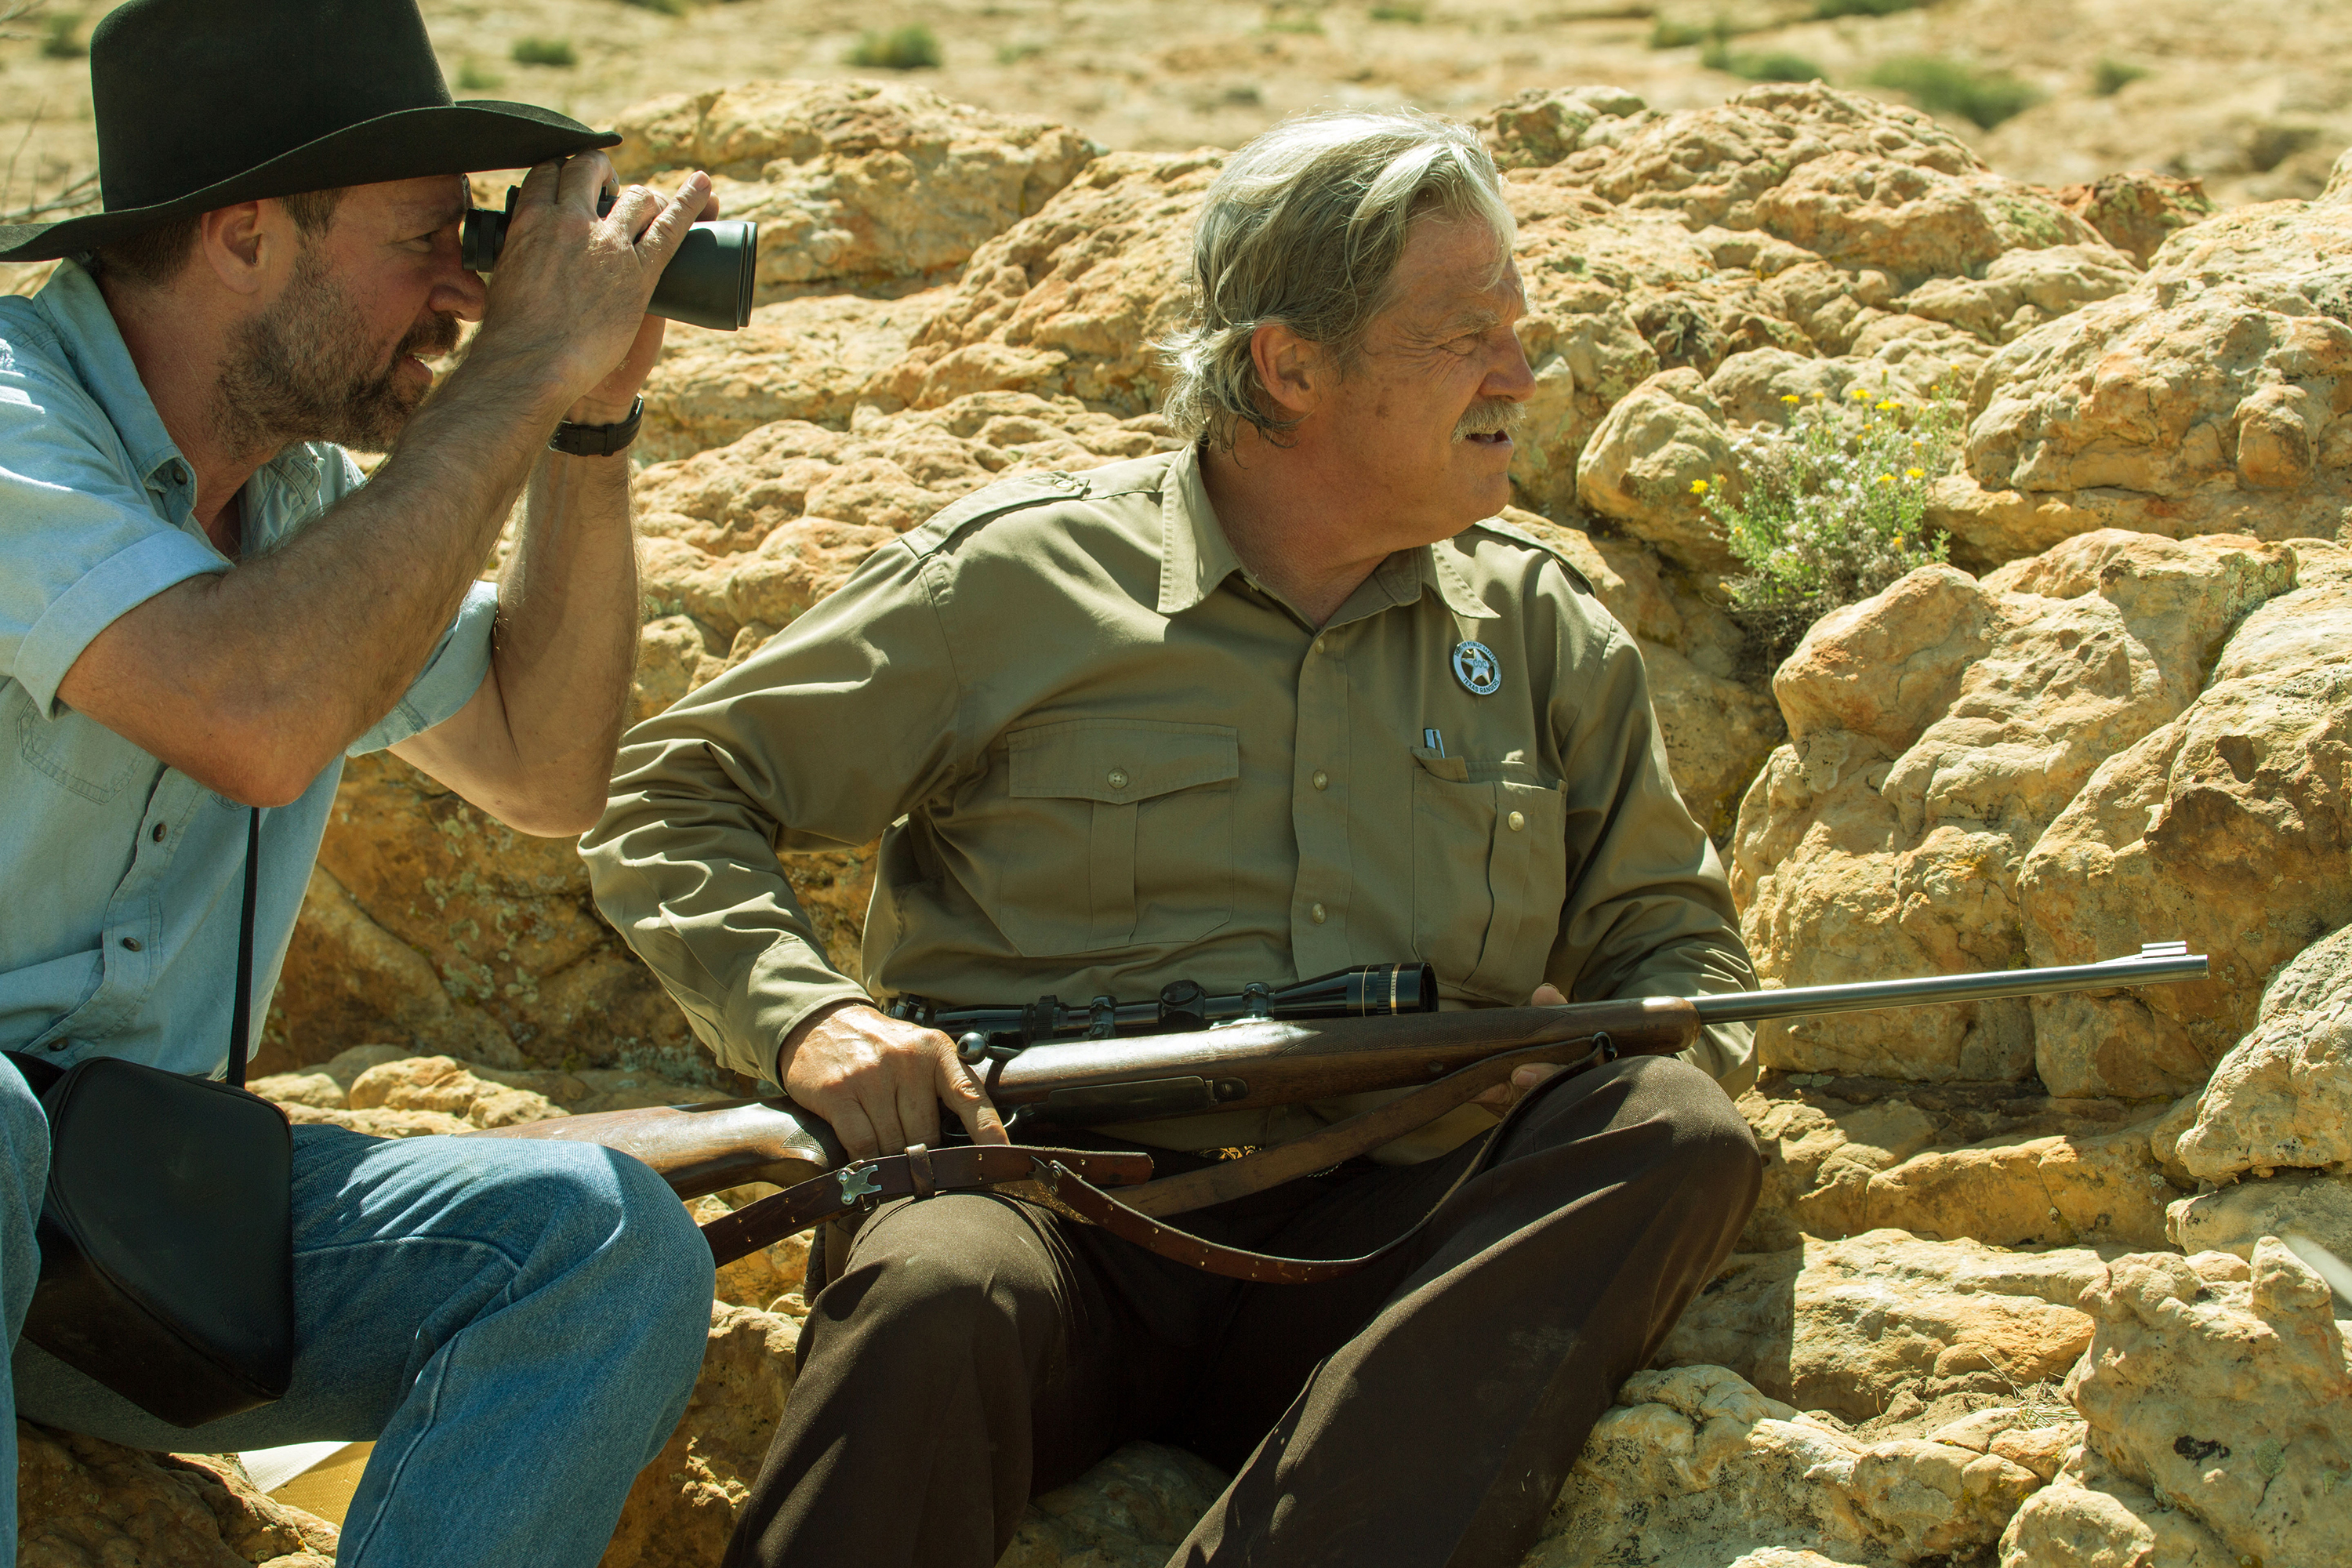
[196,202,277,297]
[1249,322,1327,419]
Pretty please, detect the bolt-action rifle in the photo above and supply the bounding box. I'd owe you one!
[468,944,2207,1283]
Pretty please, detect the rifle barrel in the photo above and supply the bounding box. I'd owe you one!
[1691,948,2209,1026]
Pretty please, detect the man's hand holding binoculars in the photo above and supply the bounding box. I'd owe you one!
[467,154,717,430]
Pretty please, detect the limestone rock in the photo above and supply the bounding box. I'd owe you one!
[639,290,947,463]
[1475,84,1656,172]
[1660,1230,2103,1422]
[691,1188,814,1318]
[2168,1171,2352,1263]
[612,81,1095,299]
[1573,366,1737,571]
[17,1423,339,1567]
[2020,543,2352,1097]
[247,1069,345,1110]
[279,1102,473,1138]
[1936,180,2352,564]
[1531,1362,2045,1566]
[345,1054,569,1128]
[2049,170,2221,268]
[875,150,1224,415]
[1734,531,2292,1086]
[2064,1241,2352,1566]
[996,1443,1233,1568]
[601,1302,800,1568]
[1998,1462,2236,1568]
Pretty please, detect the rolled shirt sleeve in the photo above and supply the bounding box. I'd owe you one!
[1,355,227,709]
[582,539,966,1080]
[347,579,499,756]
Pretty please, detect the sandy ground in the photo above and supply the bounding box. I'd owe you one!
[3,0,2348,245]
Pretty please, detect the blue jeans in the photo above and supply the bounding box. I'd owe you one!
[2,1061,715,1566]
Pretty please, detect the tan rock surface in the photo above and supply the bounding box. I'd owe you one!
[2064,1240,2352,1565]
[639,291,948,463]
[2168,1170,2352,1264]
[1998,1460,2236,1568]
[1659,1230,2104,1423]
[1936,159,2352,564]
[612,80,1096,299]
[1532,1362,2051,1566]
[874,150,1223,416]
[344,1054,570,1128]
[1734,531,2292,1087]
[16,1424,339,1568]
[2020,542,2352,1097]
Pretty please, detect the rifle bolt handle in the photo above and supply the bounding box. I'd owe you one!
[957,1032,990,1065]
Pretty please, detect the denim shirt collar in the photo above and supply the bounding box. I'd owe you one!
[34,260,328,554]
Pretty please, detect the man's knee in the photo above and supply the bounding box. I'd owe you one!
[1519,1055,1759,1196]
[813,1197,1044,1367]
[451,1139,714,1320]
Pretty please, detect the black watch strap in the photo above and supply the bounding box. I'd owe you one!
[549,395,643,458]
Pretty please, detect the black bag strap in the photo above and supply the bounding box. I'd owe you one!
[226,806,260,1088]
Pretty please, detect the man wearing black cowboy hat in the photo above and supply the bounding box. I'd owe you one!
[0,0,726,1559]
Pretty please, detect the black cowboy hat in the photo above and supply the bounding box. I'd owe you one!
[0,0,620,263]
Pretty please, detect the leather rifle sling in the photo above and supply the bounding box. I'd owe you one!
[699,1145,1154,1266]
[1033,1051,1601,1283]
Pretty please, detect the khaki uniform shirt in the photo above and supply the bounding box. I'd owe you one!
[583,445,1756,1160]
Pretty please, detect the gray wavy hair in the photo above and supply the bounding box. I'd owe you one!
[1160,107,1515,451]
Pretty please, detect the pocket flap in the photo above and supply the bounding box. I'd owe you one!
[1008,719,1240,804]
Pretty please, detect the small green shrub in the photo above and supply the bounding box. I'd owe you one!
[1704,37,1824,83]
[40,12,83,57]
[455,60,505,92]
[1813,0,1921,16]
[1368,2,1425,20]
[1700,387,1963,667]
[2092,57,2149,96]
[846,24,942,69]
[996,40,1045,64]
[1867,56,2043,129]
[1650,16,1715,49]
[1261,5,1326,34]
[510,36,578,67]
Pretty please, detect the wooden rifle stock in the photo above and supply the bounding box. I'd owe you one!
[463,995,1697,1197]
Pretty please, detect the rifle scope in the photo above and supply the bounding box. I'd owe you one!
[462,185,757,332]
[894,962,1438,1063]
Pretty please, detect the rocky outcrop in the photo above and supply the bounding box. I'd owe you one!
[16,1425,339,1567]
[1734,530,2297,1091]
[1932,150,2352,565]
[612,80,1097,300]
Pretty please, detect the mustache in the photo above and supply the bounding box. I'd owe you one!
[1454,398,1526,440]
[395,310,463,368]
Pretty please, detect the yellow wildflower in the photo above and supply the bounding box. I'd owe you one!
[1877,399,1900,411]
[1849,387,1873,401]
[1690,478,1711,495]
[1878,474,1896,485]
[1905,466,1926,479]
[1780,394,1802,405]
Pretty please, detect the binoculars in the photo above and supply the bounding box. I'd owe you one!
[461,185,757,332]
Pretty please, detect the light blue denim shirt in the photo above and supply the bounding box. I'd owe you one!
[1,261,497,1077]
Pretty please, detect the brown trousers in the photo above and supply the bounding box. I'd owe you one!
[721,1055,1761,1568]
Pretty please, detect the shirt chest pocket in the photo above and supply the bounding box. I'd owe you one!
[10,683,144,805]
[989,719,1240,958]
[1410,756,1569,1004]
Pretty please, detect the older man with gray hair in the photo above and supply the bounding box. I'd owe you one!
[584,107,1762,1567]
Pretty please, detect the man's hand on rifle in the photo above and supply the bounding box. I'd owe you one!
[1474,983,1573,1112]
[779,1004,1011,1160]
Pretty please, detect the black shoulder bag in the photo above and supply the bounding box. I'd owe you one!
[5,806,296,1428]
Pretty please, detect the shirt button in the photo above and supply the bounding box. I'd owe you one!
[1107,768,1130,790]
[151,822,167,843]
[1508,811,1526,832]
[1311,770,1329,791]
[1310,903,1327,924]
[120,936,142,952]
